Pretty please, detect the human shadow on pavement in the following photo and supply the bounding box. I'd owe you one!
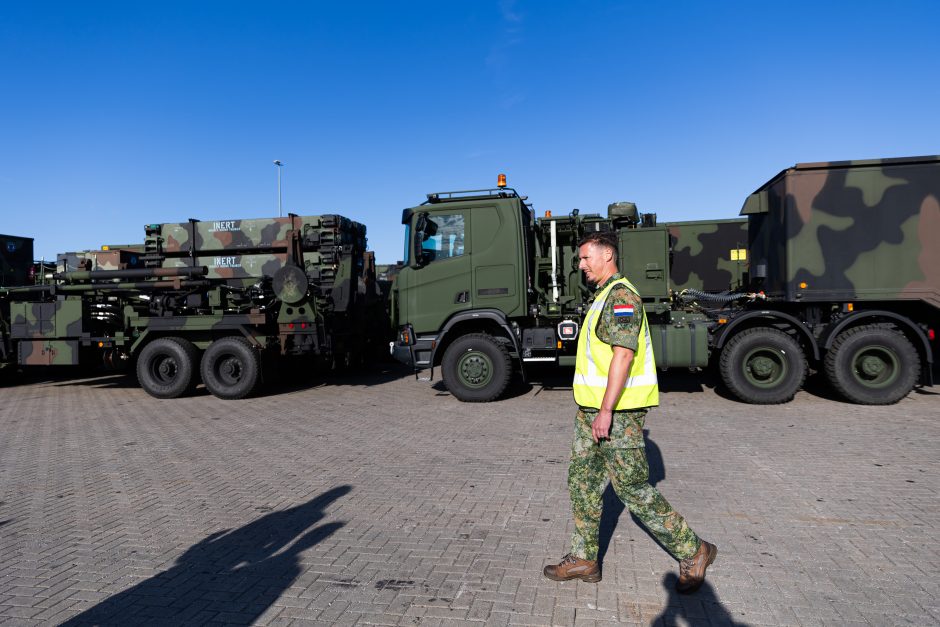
[651,572,747,626]
[597,431,666,565]
[61,485,351,626]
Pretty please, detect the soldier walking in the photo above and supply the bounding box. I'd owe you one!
[543,231,717,593]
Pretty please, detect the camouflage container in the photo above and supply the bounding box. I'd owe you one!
[57,248,145,273]
[9,298,84,365]
[0,234,35,286]
[146,214,370,306]
[742,155,940,309]
[148,215,366,256]
[664,218,748,293]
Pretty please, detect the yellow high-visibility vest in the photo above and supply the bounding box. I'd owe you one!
[573,277,659,410]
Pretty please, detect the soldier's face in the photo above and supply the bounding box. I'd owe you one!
[578,242,613,285]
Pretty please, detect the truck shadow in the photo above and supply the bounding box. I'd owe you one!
[659,368,719,395]
[30,362,415,397]
[60,485,351,626]
[267,361,414,395]
[7,369,140,391]
[799,370,852,403]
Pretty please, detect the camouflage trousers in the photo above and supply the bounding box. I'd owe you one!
[568,408,701,561]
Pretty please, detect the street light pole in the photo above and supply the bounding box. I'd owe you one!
[273,160,284,217]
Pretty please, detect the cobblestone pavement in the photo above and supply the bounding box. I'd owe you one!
[1,365,938,626]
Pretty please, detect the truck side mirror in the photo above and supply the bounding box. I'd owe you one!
[411,213,429,268]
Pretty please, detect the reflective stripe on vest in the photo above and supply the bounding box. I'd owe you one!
[573,277,659,410]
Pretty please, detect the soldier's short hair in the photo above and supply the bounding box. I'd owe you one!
[578,230,619,260]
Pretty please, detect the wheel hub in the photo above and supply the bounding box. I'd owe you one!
[742,347,787,388]
[459,353,491,386]
[852,345,898,387]
[219,357,242,382]
[157,358,177,379]
[750,356,775,378]
[860,355,885,377]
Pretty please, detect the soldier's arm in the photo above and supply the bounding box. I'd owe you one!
[592,346,634,443]
[592,286,643,441]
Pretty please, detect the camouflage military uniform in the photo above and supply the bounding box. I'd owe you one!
[568,273,701,561]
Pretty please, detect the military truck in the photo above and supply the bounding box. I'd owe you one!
[0,214,387,399]
[391,156,939,405]
[736,155,938,404]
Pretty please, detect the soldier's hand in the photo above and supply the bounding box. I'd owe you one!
[592,410,613,443]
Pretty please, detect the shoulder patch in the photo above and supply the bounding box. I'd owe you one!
[612,304,635,318]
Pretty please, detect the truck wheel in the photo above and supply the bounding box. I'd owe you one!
[137,337,199,399]
[441,334,512,402]
[824,324,919,405]
[719,328,806,404]
[200,337,261,400]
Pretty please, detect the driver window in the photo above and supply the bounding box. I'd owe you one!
[421,213,465,262]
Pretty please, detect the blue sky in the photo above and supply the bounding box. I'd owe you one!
[2,1,938,263]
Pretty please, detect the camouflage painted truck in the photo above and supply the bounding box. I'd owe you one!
[0,214,387,399]
[391,156,939,405]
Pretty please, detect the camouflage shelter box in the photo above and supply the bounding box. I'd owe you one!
[742,155,940,309]
[0,234,34,286]
[663,218,748,293]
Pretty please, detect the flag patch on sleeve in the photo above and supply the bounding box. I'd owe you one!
[613,304,635,317]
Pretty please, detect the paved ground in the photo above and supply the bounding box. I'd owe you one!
[1,364,938,626]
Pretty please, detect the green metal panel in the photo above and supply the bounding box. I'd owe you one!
[649,322,709,368]
[618,228,669,302]
[470,204,524,317]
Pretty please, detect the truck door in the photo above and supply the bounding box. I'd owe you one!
[404,211,472,333]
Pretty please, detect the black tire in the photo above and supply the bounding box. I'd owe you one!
[200,337,261,400]
[824,324,919,405]
[719,327,807,404]
[441,333,512,402]
[136,337,199,399]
